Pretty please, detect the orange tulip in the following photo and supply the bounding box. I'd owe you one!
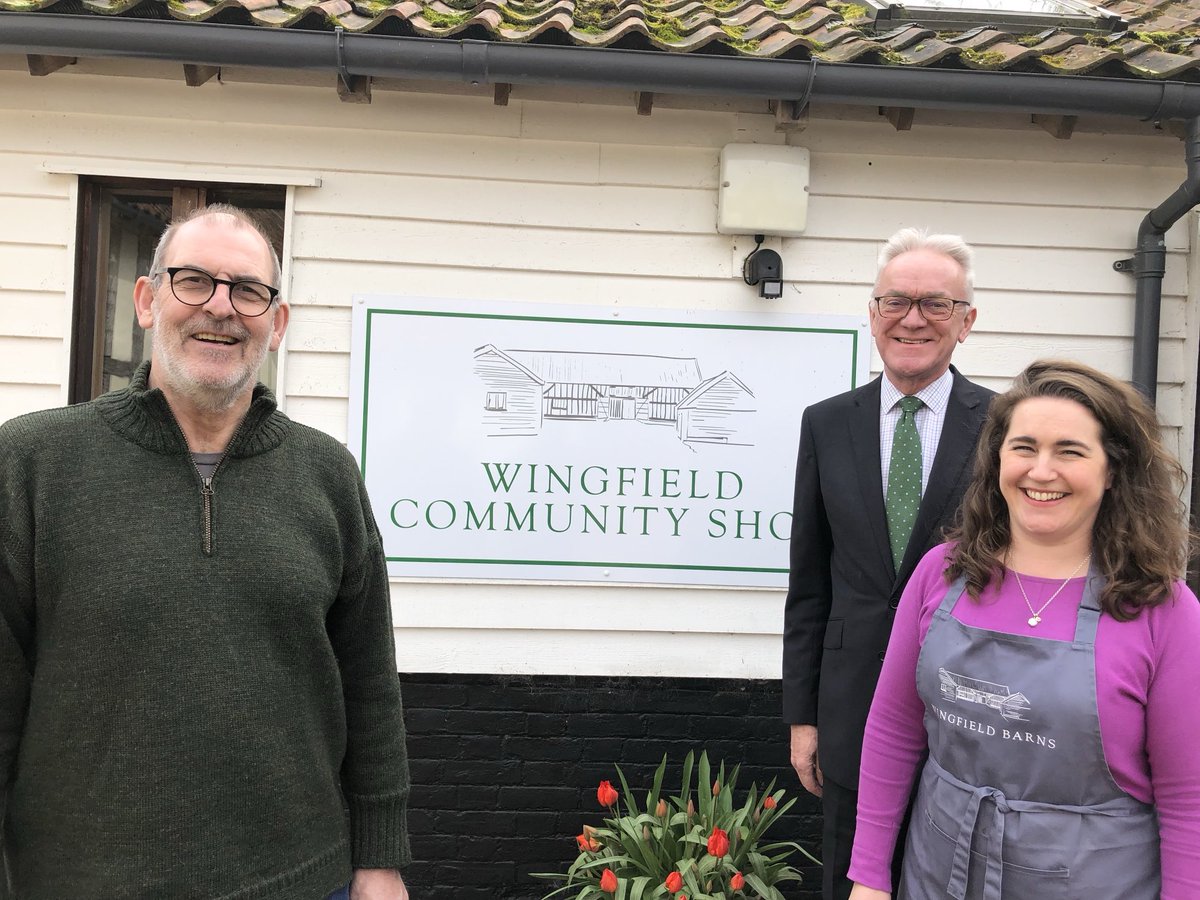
[731,871,745,890]
[763,795,777,809]
[599,868,618,893]
[655,798,668,817]
[576,831,600,853]
[712,779,721,796]
[706,827,730,857]
[597,780,619,808]
[665,871,683,892]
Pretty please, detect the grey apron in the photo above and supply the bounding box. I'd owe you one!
[899,572,1160,900]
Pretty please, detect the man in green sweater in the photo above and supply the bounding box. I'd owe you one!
[0,206,411,899]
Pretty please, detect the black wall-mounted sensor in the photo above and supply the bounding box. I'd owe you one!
[742,235,783,299]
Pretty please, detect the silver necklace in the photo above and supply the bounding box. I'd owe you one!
[1012,555,1090,627]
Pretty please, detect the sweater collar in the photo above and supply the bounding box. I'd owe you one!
[95,361,289,457]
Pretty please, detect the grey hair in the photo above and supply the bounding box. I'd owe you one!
[877,227,975,302]
[148,203,282,292]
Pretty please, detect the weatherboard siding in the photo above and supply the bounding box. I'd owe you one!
[0,146,73,420]
[0,64,1195,676]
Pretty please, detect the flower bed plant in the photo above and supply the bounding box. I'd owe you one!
[534,750,815,900]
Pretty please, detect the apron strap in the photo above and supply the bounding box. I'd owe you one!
[944,778,1007,900]
[937,575,968,616]
[1072,568,1104,647]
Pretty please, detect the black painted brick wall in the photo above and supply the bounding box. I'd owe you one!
[400,674,822,900]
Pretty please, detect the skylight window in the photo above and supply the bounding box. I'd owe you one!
[864,0,1127,33]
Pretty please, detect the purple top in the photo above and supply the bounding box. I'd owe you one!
[849,543,1200,898]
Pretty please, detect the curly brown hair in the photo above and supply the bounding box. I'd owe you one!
[947,359,1189,619]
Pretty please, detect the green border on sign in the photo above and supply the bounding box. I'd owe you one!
[358,307,860,574]
[387,557,783,573]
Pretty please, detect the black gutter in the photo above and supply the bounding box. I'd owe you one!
[4,13,1200,118]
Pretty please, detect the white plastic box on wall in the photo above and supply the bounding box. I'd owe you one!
[716,144,810,237]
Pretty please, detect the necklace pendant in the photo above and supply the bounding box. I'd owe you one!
[1028,615,1041,627]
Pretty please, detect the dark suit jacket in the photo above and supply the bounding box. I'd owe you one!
[781,367,994,789]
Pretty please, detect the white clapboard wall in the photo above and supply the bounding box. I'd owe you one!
[0,62,1194,677]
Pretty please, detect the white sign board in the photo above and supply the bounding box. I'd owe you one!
[349,299,868,588]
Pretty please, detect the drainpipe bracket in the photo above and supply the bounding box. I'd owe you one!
[334,26,352,93]
[1113,257,1135,274]
[462,40,491,86]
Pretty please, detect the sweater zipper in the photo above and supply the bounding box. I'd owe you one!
[194,431,244,557]
[199,471,216,556]
[167,410,249,557]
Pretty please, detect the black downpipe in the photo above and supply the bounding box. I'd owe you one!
[1123,118,1200,594]
[1128,116,1200,401]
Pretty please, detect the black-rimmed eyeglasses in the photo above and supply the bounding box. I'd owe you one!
[154,267,280,318]
[873,295,970,322]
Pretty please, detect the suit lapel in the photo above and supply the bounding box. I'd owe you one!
[849,379,895,579]
[895,369,986,586]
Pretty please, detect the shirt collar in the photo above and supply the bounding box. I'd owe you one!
[881,367,954,415]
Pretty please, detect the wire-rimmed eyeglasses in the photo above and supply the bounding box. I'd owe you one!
[154,267,280,318]
[873,295,970,322]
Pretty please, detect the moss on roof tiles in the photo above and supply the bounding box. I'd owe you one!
[1136,28,1184,44]
[959,46,1008,67]
[420,5,470,25]
[824,0,864,20]
[576,0,619,26]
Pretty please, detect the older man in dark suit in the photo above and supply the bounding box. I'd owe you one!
[782,228,994,900]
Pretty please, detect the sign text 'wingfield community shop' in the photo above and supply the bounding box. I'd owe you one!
[349,298,867,588]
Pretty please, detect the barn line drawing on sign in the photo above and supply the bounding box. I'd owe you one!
[473,344,756,449]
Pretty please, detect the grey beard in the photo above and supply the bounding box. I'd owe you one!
[151,331,269,414]
[167,367,259,414]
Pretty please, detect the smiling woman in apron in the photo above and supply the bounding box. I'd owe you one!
[846,359,1200,900]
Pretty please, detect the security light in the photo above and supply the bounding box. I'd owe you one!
[743,235,784,300]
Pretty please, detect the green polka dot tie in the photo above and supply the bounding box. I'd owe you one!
[886,396,924,572]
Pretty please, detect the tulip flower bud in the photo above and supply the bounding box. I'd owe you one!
[686,798,695,819]
[731,872,746,891]
[712,779,721,797]
[642,825,651,842]
[665,871,683,892]
[706,827,730,858]
[655,798,668,818]
[575,832,600,853]
[763,795,777,809]
[599,868,618,893]
[753,808,761,823]
[597,780,620,808]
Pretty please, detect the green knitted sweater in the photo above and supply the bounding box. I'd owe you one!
[0,364,410,900]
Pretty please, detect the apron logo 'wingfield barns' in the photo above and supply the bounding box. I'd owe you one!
[932,668,1059,750]
[937,668,1031,721]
